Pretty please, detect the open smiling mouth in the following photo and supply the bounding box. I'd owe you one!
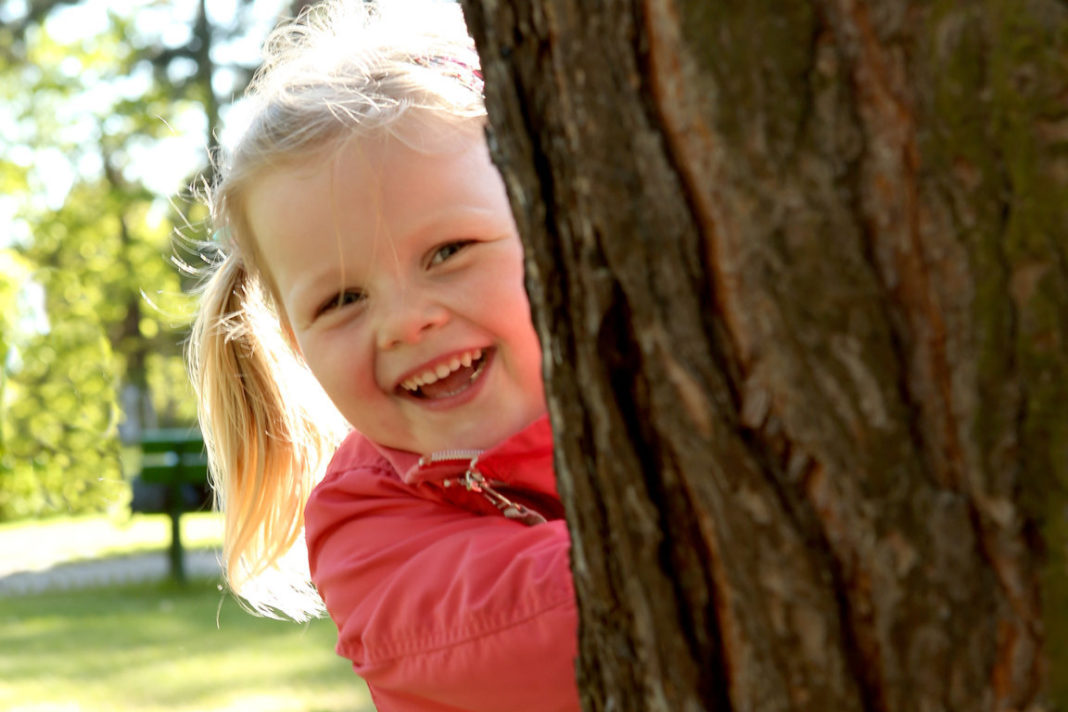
[398,348,490,400]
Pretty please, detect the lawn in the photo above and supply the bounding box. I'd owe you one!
[0,577,372,711]
[0,514,373,711]
[0,512,225,576]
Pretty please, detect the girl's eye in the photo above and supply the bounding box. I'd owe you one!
[316,289,364,317]
[428,240,473,267]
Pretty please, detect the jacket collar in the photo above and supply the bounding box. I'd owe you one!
[370,415,555,490]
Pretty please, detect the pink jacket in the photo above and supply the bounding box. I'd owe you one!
[304,417,581,711]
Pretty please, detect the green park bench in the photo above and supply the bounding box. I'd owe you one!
[131,428,212,583]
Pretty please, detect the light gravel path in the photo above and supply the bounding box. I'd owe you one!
[0,549,223,596]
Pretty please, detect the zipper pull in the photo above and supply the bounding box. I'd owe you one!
[461,464,547,526]
[428,453,548,525]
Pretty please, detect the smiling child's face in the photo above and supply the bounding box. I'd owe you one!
[245,123,546,455]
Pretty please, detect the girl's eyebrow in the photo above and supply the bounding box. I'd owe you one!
[398,206,502,243]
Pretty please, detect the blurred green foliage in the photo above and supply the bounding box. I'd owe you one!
[0,0,293,521]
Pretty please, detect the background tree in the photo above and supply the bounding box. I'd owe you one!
[461,0,1068,709]
[0,0,292,520]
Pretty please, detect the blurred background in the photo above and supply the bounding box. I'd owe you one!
[0,0,303,519]
[0,1,372,709]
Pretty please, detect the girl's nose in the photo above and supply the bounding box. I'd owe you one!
[375,295,450,350]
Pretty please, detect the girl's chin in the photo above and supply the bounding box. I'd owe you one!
[395,413,542,456]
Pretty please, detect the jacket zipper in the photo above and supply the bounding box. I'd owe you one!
[419,451,548,526]
[419,449,484,466]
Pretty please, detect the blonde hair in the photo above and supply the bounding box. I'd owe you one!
[188,0,486,619]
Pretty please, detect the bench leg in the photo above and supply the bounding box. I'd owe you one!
[167,485,186,584]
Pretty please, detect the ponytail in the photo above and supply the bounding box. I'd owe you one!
[189,252,344,619]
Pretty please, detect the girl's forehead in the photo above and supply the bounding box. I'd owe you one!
[260,115,482,192]
[247,119,505,252]
[244,122,512,305]
[340,125,492,201]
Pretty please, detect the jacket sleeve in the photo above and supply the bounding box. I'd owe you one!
[305,462,581,712]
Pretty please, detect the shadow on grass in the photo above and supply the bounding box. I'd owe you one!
[0,578,372,712]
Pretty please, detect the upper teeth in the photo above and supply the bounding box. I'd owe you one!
[401,348,482,392]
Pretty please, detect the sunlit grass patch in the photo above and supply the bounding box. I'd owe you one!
[0,579,370,712]
[0,512,223,575]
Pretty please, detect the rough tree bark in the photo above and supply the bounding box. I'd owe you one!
[460,0,1068,710]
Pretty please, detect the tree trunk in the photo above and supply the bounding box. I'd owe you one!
[460,1,1068,710]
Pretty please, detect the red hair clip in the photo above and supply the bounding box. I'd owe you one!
[416,53,484,95]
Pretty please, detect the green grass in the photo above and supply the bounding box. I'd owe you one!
[0,512,223,575]
[0,514,373,711]
[0,579,372,712]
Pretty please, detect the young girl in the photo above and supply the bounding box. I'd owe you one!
[189,1,580,710]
